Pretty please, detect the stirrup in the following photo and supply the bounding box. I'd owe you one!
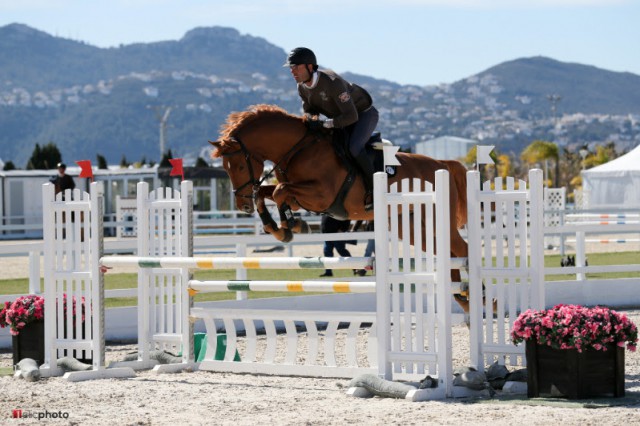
[364,191,373,211]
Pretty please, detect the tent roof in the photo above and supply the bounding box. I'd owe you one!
[584,144,640,174]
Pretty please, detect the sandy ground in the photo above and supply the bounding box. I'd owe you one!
[1,312,639,426]
[1,239,639,425]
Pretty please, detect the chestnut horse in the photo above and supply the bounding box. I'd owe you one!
[210,104,471,308]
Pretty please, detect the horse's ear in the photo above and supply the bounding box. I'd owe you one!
[209,140,223,158]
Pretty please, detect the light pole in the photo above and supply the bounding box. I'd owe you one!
[148,105,173,161]
[547,94,562,187]
[579,145,589,172]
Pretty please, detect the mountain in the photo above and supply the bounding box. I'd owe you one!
[467,56,640,115]
[0,24,285,91]
[1,23,639,167]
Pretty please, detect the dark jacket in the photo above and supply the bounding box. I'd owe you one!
[298,70,373,128]
[52,174,76,194]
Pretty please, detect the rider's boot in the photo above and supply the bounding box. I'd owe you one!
[354,149,375,211]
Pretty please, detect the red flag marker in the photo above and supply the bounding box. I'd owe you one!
[169,158,184,181]
[76,160,94,181]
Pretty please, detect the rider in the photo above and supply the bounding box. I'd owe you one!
[284,47,378,210]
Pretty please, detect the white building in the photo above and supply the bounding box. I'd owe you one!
[0,166,231,239]
[413,136,477,160]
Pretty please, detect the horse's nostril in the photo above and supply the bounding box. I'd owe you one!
[243,205,252,213]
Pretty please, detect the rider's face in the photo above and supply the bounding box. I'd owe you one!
[289,64,311,83]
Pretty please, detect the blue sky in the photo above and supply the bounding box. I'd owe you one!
[1,0,638,86]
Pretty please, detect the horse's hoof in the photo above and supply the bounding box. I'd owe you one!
[281,229,294,243]
[453,293,470,314]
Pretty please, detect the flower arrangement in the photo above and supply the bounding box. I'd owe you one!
[0,295,44,336]
[511,304,638,353]
[0,294,86,336]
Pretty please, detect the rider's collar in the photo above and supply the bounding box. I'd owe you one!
[303,71,319,89]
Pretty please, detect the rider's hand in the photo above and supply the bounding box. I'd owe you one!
[306,119,325,132]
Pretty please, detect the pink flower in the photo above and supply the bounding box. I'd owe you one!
[510,305,638,352]
[0,294,87,336]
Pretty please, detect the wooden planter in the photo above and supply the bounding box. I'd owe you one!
[526,340,625,399]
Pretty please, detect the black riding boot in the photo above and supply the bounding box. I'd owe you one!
[354,150,375,211]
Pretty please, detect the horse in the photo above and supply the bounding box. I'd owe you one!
[210,104,471,310]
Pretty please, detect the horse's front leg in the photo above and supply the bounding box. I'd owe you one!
[255,185,295,243]
[272,182,322,236]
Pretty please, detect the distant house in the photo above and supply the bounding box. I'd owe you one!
[413,136,477,160]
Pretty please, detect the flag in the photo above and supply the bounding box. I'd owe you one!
[476,145,497,165]
[169,158,184,180]
[382,145,401,166]
[76,160,94,180]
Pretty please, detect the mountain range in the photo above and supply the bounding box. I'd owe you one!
[1,23,639,167]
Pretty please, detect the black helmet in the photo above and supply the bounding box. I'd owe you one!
[283,47,317,67]
[57,162,66,169]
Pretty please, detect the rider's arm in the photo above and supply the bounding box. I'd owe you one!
[322,76,358,128]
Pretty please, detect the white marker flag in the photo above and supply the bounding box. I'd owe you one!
[383,145,401,166]
[477,145,497,165]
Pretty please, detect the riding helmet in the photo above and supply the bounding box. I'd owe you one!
[283,47,317,67]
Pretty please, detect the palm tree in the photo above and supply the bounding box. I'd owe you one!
[521,140,559,187]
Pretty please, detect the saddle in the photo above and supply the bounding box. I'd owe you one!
[321,129,396,219]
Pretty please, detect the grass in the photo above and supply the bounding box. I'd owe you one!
[1,251,638,308]
[0,268,361,308]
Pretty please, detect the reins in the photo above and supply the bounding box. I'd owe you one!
[221,129,320,201]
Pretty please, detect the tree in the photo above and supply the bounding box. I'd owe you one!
[3,160,16,171]
[159,149,173,168]
[496,154,512,179]
[96,154,108,169]
[520,140,559,187]
[26,142,62,170]
[585,142,617,169]
[119,155,130,168]
[195,157,210,168]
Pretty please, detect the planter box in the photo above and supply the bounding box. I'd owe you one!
[526,340,625,399]
[12,321,45,366]
[12,320,93,367]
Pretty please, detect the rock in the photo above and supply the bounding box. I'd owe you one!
[16,358,41,382]
[502,381,528,395]
[453,370,487,390]
[486,361,509,381]
[506,368,528,382]
[57,356,92,371]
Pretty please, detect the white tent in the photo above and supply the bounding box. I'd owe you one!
[582,144,640,209]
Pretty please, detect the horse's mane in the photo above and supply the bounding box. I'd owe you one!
[220,104,301,139]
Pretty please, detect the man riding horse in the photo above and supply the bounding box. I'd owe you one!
[285,47,378,211]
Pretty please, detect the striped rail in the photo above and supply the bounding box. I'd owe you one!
[101,255,373,270]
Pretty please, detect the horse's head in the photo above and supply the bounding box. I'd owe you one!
[210,137,264,214]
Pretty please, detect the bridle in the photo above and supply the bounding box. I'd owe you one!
[220,131,320,204]
[219,137,264,202]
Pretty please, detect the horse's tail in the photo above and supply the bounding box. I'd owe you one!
[443,160,468,229]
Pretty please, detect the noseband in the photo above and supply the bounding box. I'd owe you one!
[220,137,263,201]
